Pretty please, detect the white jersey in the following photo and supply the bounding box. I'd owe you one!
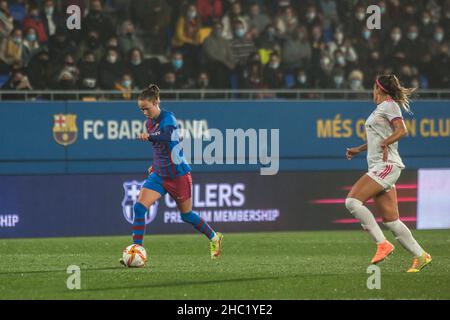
[365,99,405,170]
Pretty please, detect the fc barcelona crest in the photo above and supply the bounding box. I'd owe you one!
[53,114,78,146]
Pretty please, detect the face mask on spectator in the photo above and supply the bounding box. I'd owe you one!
[362,30,371,40]
[434,32,444,42]
[269,61,280,69]
[187,10,197,20]
[298,75,306,84]
[122,80,132,88]
[107,54,118,64]
[356,12,365,21]
[422,17,430,25]
[380,7,386,15]
[131,58,142,66]
[336,56,345,66]
[407,31,418,40]
[306,11,316,21]
[335,32,344,43]
[334,75,344,85]
[350,79,361,89]
[12,36,22,44]
[83,78,96,88]
[321,57,331,67]
[45,6,54,15]
[235,28,245,38]
[30,11,39,19]
[172,59,183,70]
[391,32,401,42]
[26,34,36,42]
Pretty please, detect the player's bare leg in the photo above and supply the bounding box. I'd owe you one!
[177,198,223,259]
[346,174,394,264]
[374,187,431,272]
[120,188,161,266]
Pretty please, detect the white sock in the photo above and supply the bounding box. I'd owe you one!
[383,220,424,257]
[345,198,386,244]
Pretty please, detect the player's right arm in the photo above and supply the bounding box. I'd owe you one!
[346,143,367,160]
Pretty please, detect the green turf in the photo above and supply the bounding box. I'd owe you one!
[0,230,449,299]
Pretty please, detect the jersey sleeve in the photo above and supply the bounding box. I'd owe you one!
[381,101,403,123]
[161,112,177,128]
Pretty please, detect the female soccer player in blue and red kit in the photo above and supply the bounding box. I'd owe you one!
[122,84,223,264]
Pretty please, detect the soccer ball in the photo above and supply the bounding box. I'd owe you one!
[122,244,147,267]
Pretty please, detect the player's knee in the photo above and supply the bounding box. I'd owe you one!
[133,202,147,215]
[345,197,362,213]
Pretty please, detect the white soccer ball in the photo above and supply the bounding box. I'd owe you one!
[122,244,147,268]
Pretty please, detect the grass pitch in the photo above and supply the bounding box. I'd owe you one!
[0,230,449,300]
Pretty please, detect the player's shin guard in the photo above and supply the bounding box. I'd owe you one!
[181,211,216,240]
[383,219,424,257]
[345,198,386,244]
[132,202,147,245]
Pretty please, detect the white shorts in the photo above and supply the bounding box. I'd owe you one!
[366,163,402,191]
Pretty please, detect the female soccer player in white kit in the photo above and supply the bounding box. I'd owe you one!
[345,74,431,272]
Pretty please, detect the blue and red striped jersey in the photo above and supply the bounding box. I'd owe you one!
[146,109,191,178]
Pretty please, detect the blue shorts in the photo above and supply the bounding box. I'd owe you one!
[142,172,192,203]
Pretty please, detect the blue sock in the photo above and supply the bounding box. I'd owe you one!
[181,211,216,240]
[132,202,147,245]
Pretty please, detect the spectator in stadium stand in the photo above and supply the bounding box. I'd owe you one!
[346,5,367,39]
[292,68,312,89]
[355,25,381,67]
[23,4,48,43]
[196,0,223,26]
[263,52,284,90]
[247,2,271,40]
[274,5,298,37]
[51,53,79,86]
[401,2,418,30]
[330,67,348,89]
[129,0,171,55]
[55,68,77,91]
[98,47,126,90]
[221,1,249,40]
[83,0,115,43]
[0,28,25,72]
[127,48,160,90]
[318,0,339,27]
[403,24,427,66]
[42,0,62,40]
[429,25,448,57]
[230,19,256,80]
[431,42,450,88]
[118,20,145,57]
[0,1,14,40]
[308,24,325,82]
[316,52,334,89]
[281,25,312,72]
[48,28,76,63]
[193,70,219,99]
[114,73,135,100]
[172,3,203,72]
[27,49,51,89]
[302,4,323,33]
[76,30,104,62]
[105,36,122,56]
[202,21,234,88]
[419,10,435,39]
[347,69,364,91]
[256,24,281,65]
[161,51,194,89]
[78,51,99,90]
[382,26,407,69]
[397,64,416,87]
[22,27,40,63]
[1,69,33,100]
[242,61,267,98]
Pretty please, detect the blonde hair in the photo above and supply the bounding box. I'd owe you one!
[376,74,416,115]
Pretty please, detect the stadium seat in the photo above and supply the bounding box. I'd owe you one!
[0,74,9,87]
[8,3,26,25]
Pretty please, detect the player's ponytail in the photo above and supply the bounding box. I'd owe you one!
[138,84,160,101]
[376,74,415,115]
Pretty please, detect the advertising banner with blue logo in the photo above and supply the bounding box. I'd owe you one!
[0,170,424,238]
[0,100,449,174]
